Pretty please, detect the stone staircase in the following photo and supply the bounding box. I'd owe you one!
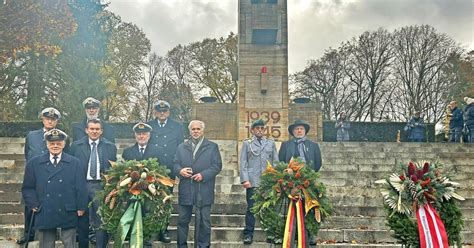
[0,138,473,247]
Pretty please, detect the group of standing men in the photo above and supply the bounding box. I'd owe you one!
[19,95,323,248]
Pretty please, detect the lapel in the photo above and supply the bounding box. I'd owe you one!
[193,138,210,160]
[80,138,91,162]
[45,154,68,180]
[288,139,297,158]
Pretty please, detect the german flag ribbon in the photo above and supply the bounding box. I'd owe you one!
[283,197,306,248]
[416,204,449,248]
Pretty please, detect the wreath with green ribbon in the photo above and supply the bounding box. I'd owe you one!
[95,159,175,247]
[375,161,464,247]
[252,159,332,243]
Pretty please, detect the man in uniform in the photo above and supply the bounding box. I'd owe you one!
[174,120,222,248]
[278,120,322,246]
[122,122,160,161]
[18,107,61,244]
[70,119,117,248]
[22,129,87,248]
[72,97,115,143]
[239,119,278,245]
[147,100,184,242]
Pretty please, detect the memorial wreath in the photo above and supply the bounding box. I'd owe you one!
[95,158,175,247]
[252,159,332,246]
[375,161,464,247]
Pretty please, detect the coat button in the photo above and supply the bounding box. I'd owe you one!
[58,194,62,197]
[59,179,62,183]
[164,154,167,157]
[48,180,51,183]
[164,135,167,138]
[58,209,62,212]
[46,194,50,197]
[164,144,167,147]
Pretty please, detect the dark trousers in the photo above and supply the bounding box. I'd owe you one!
[23,206,35,240]
[449,127,462,142]
[78,181,108,248]
[243,188,255,238]
[177,204,211,248]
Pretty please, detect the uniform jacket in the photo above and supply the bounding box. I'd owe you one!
[71,118,116,144]
[24,129,48,162]
[122,143,161,162]
[278,138,322,172]
[21,153,87,230]
[173,138,222,206]
[239,137,278,187]
[465,104,474,130]
[450,107,464,129]
[69,136,117,178]
[406,116,426,141]
[147,118,184,175]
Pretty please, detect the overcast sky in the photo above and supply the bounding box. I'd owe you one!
[107,0,473,73]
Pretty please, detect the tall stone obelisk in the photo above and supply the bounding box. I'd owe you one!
[238,0,289,141]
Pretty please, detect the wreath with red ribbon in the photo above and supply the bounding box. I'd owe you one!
[375,161,464,247]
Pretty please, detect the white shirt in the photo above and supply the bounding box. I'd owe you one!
[50,153,62,166]
[157,119,168,127]
[87,139,101,180]
[139,145,147,153]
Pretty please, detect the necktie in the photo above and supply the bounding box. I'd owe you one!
[90,142,97,179]
[296,139,306,163]
[53,156,58,166]
[140,147,145,157]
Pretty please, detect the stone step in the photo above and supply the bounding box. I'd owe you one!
[1,225,473,244]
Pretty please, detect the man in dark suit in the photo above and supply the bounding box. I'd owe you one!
[18,107,61,245]
[72,97,115,143]
[147,100,184,242]
[278,120,322,245]
[70,119,117,248]
[174,120,222,248]
[122,122,160,161]
[22,129,87,248]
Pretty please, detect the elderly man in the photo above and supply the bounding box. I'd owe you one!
[70,119,117,248]
[72,97,115,143]
[18,107,62,245]
[239,119,278,245]
[174,120,222,248]
[122,122,160,161]
[448,101,464,142]
[278,120,322,246]
[22,129,87,248]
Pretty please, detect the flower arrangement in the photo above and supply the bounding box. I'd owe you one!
[95,158,175,247]
[375,161,464,247]
[252,159,332,244]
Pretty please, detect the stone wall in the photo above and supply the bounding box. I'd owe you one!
[191,103,238,140]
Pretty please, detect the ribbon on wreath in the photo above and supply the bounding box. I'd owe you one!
[416,204,449,248]
[283,196,306,248]
[117,196,143,248]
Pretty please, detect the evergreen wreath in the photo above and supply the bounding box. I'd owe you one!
[252,159,332,241]
[94,158,175,244]
[376,161,464,247]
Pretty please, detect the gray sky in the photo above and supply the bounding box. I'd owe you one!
[107,0,473,73]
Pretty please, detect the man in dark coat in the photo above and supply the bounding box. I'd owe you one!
[449,100,464,142]
[405,111,426,142]
[464,97,474,143]
[71,97,115,143]
[147,100,184,179]
[279,120,322,172]
[22,129,87,248]
[70,119,117,248]
[18,107,61,245]
[174,120,222,248]
[122,122,160,161]
[278,120,322,246]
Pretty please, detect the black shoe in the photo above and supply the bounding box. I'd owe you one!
[16,236,34,245]
[159,231,171,243]
[243,236,253,245]
[144,240,153,247]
